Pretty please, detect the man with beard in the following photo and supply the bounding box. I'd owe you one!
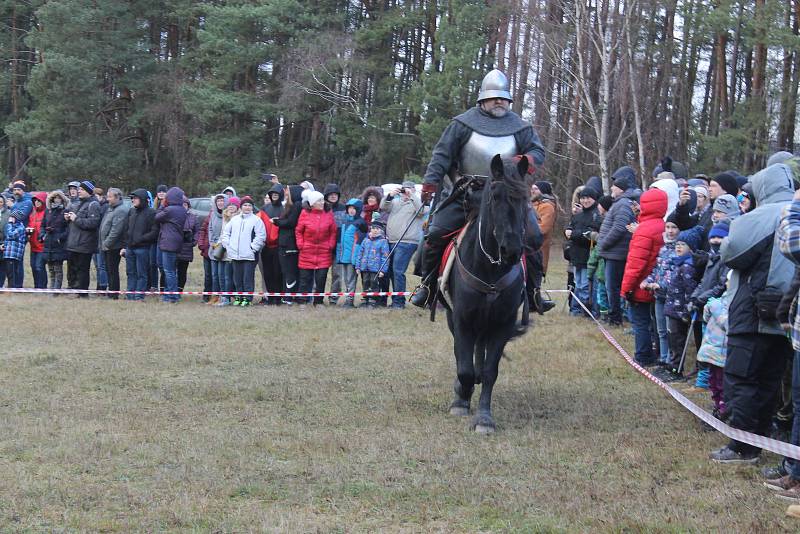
[410,69,546,310]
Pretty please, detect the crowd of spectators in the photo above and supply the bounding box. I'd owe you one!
[563,152,800,501]
[0,176,428,309]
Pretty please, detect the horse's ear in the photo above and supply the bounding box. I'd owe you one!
[490,154,505,181]
[516,154,530,177]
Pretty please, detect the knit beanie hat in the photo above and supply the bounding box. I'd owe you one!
[711,172,740,197]
[597,195,613,211]
[240,195,254,207]
[676,226,703,251]
[156,184,168,193]
[11,181,26,192]
[79,180,95,194]
[306,190,324,206]
[225,196,241,209]
[611,166,636,191]
[712,194,740,220]
[534,181,553,196]
[708,222,730,240]
[578,187,600,200]
[692,185,709,199]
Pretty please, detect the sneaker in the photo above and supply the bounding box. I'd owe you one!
[215,298,231,307]
[342,301,355,308]
[258,297,269,306]
[765,475,800,492]
[240,300,251,307]
[281,299,293,306]
[762,464,789,480]
[709,446,760,465]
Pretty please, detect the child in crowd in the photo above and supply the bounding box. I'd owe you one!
[663,225,704,379]
[356,221,390,308]
[335,198,367,308]
[697,282,730,421]
[3,210,27,288]
[215,196,240,306]
[642,216,680,366]
[688,222,731,389]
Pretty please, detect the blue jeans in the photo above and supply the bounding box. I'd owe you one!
[787,351,800,479]
[203,257,213,299]
[30,251,47,289]
[604,259,625,324]
[14,258,23,288]
[629,301,656,364]
[220,261,233,294]
[126,247,151,300]
[390,241,417,307]
[654,297,669,362]
[93,251,108,288]
[570,267,590,315]
[160,250,179,302]
[594,279,608,312]
[210,259,222,293]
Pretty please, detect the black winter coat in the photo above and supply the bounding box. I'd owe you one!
[566,204,602,267]
[274,185,304,252]
[42,192,71,262]
[126,198,158,249]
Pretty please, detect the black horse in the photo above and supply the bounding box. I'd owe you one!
[443,154,532,433]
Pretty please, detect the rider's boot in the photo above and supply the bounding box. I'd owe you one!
[532,287,555,315]
[411,241,443,308]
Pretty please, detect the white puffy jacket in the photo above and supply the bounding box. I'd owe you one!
[221,212,266,261]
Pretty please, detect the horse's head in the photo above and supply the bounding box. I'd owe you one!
[480,154,531,266]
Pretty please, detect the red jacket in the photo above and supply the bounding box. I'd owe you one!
[621,188,667,303]
[295,208,337,269]
[28,192,48,253]
[258,210,279,248]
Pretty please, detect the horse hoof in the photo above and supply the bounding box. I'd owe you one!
[474,424,495,434]
[449,405,470,417]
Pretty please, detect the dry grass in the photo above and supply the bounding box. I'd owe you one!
[0,253,794,532]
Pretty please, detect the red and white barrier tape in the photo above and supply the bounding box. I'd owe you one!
[0,288,413,297]
[554,289,800,461]
[5,284,800,458]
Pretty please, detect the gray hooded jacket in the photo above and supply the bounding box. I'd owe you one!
[721,163,795,336]
[597,188,638,261]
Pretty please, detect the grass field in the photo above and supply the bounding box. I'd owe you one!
[0,253,796,531]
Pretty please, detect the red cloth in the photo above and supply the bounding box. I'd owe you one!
[295,208,337,269]
[197,216,210,258]
[28,192,47,253]
[620,189,667,303]
[258,210,279,248]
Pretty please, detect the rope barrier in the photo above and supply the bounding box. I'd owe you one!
[552,289,800,461]
[0,288,413,297]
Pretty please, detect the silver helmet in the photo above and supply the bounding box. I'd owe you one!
[477,69,512,103]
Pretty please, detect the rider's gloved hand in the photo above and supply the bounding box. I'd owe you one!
[512,154,536,175]
[421,183,436,205]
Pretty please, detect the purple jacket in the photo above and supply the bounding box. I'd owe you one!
[154,187,187,253]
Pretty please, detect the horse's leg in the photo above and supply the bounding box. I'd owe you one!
[473,336,485,385]
[449,320,476,417]
[471,328,512,433]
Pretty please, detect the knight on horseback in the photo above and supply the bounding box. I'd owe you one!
[411,69,553,312]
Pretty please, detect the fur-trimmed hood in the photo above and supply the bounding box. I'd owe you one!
[361,186,383,204]
[46,190,70,210]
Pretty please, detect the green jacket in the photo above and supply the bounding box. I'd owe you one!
[587,245,605,283]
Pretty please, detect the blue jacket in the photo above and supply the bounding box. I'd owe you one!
[4,220,27,261]
[664,254,698,321]
[12,193,33,226]
[336,214,367,265]
[644,239,677,298]
[356,234,390,273]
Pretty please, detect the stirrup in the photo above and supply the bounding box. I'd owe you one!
[532,288,555,315]
[410,283,431,308]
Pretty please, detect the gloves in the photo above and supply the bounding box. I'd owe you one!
[512,154,536,175]
[421,183,436,205]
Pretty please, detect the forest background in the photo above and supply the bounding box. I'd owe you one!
[2,0,800,197]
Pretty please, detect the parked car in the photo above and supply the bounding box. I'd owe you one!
[188,197,212,225]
